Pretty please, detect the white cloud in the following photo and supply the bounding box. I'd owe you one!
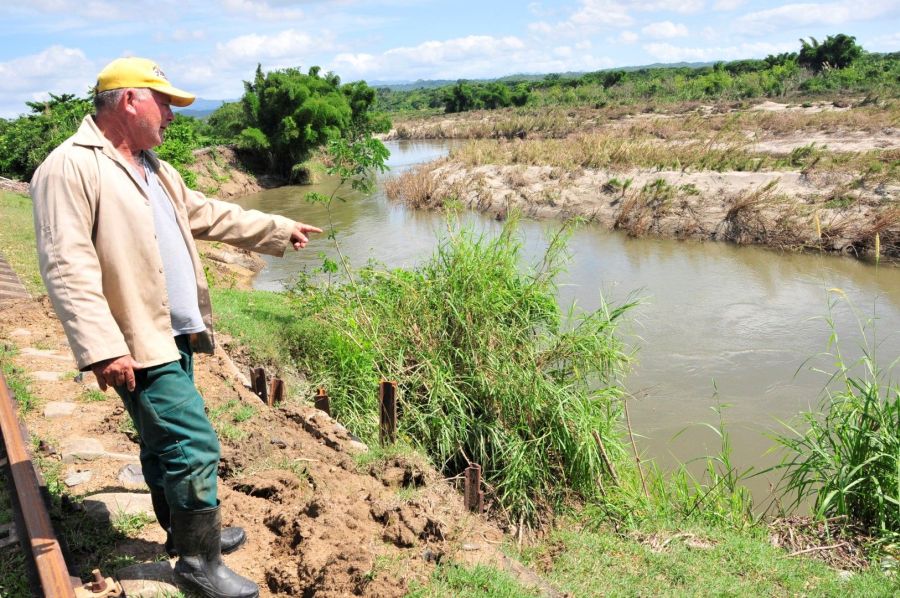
[170,29,207,42]
[737,1,899,34]
[713,0,747,10]
[643,40,797,63]
[216,29,320,62]
[529,0,633,36]
[0,46,95,118]
[221,0,305,20]
[866,31,900,51]
[641,21,689,39]
[630,0,705,13]
[331,34,613,81]
[8,0,135,20]
[619,30,639,44]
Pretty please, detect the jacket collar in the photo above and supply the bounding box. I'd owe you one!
[71,114,162,181]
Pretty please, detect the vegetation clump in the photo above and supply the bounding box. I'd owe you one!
[276,217,635,526]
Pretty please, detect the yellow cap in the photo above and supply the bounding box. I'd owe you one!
[96,57,195,107]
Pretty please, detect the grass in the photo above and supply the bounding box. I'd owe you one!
[521,521,899,597]
[209,399,258,443]
[1,343,38,414]
[406,564,540,597]
[770,296,900,542]
[0,191,43,295]
[0,457,31,598]
[278,216,635,527]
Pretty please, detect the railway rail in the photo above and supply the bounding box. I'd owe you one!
[0,370,121,597]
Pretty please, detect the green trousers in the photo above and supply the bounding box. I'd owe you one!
[115,335,219,511]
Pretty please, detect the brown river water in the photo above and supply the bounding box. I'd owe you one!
[233,140,900,505]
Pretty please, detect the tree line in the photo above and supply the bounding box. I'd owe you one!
[0,65,391,185]
[375,34,897,114]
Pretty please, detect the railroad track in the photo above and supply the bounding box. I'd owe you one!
[0,370,121,597]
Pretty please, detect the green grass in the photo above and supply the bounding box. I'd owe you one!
[406,564,540,597]
[208,399,258,443]
[1,344,38,413]
[521,522,899,597]
[771,296,900,541]
[0,191,43,294]
[278,216,635,527]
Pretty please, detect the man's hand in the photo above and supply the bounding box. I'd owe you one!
[289,222,323,250]
[91,355,140,391]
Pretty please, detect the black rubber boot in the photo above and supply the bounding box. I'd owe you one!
[150,489,246,557]
[171,506,259,598]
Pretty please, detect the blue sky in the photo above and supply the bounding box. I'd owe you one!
[1,0,898,117]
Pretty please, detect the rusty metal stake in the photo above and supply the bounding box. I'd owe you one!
[268,378,284,407]
[464,464,483,513]
[314,387,330,415]
[379,380,397,446]
[249,367,267,403]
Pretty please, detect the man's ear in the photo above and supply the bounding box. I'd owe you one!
[122,89,140,115]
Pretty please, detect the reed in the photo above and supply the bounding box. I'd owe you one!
[285,216,636,526]
[771,298,900,540]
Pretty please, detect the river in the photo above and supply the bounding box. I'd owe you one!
[232,139,900,502]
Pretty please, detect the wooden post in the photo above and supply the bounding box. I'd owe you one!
[268,378,284,407]
[250,367,267,403]
[314,387,330,415]
[379,380,397,446]
[464,464,482,513]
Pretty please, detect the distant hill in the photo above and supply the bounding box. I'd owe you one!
[369,62,718,91]
[175,98,237,119]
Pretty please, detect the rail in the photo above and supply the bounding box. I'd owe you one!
[0,370,119,597]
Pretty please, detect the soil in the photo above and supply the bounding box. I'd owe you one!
[385,101,899,261]
[1,295,554,597]
[189,146,285,200]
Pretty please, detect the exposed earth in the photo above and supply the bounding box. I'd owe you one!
[1,294,556,597]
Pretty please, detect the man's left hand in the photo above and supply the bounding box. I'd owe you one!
[290,222,323,250]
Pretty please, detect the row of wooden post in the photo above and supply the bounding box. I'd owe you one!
[249,372,483,513]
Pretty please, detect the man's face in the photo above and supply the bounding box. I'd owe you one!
[130,89,174,149]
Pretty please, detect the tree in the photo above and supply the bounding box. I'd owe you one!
[798,34,863,72]
[0,93,92,181]
[443,81,478,113]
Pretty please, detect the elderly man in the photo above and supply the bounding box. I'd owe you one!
[30,57,319,598]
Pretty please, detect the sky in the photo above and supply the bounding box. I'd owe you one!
[1,0,898,117]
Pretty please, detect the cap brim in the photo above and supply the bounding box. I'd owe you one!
[150,84,195,107]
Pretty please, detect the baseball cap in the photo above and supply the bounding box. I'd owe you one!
[96,57,195,107]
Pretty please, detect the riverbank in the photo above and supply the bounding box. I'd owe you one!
[2,188,898,596]
[385,100,899,261]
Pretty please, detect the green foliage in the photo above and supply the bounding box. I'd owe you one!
[0,93,92,181]
[237,64,390,181]
[772,296,899,540]
[407,564,539,597]
[0,191,44,294]
[377,35,895,113]
[156,113,208,189]
[205,101,246,143]
[799,34,864,72]
[286,217,634,526]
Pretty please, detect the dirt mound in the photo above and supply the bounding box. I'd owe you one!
[1,296,547,596]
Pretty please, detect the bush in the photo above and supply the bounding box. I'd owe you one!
[773,300,899,540]
[287,217,635,525]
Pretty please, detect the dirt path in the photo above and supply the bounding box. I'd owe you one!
[1,295,555,597]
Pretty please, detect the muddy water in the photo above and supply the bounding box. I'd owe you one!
[233,139,900,501]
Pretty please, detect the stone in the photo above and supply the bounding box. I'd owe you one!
[32,371,64,382]
[83,492,154,521]
[116,561,179,597]
[20,348,71,362]
[270,438,288,449]
[43,401,77,418]
[64,470,93,487]
[61,437,106,462]
[348,440,369,453]
[118,463,145,486]
[10,328,31,337]
[461,543,480,551]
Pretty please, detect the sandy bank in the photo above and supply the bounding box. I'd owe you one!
[387,159,898,260]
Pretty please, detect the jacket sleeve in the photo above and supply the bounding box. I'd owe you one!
[162,163,295,257]
[31,150,131,370]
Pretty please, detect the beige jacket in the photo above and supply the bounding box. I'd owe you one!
[31,115,294,370]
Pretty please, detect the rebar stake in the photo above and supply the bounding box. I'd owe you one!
[314,387,330,415]
[379,380,397,446]
[464,464,483,513]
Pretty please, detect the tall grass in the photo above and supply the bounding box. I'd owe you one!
[286,216,635,526]
[772,297,900,540]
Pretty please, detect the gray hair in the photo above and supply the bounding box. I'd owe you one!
[93,87,151,113]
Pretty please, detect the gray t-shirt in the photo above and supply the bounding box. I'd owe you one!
[137,156,205,336]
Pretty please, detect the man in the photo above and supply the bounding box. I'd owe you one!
[31,57,320,598]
